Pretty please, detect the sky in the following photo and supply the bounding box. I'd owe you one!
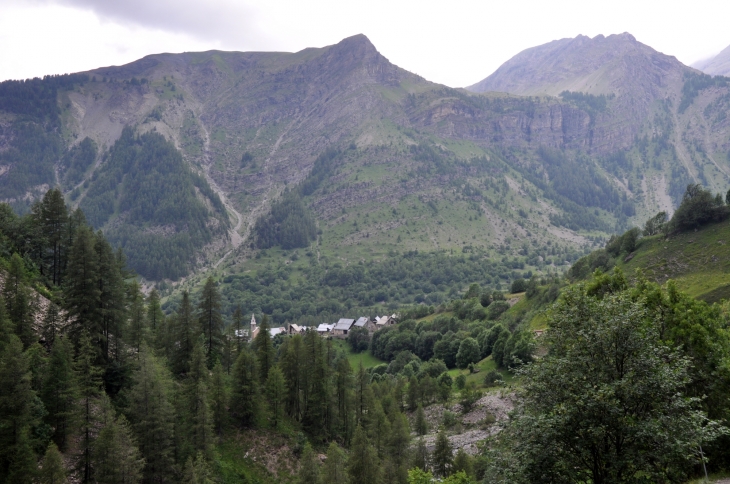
[1,0,729,88]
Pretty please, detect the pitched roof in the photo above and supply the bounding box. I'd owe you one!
[354,317,369,327]
[334,318,355,330]
[317,323,334,332]
[269,327,286,337]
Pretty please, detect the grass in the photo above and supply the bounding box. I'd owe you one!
[330,339,386,369]
[448,356,519,389]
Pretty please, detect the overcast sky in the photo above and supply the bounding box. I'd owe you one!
[1,0,729,88]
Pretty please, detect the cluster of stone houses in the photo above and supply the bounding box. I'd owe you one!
[246,313,398,340]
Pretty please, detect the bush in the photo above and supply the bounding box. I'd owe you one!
[347,327,370,353]
[483,369,503,386]
[487,301,510,320]
[455,374,466,390]
[670,183,730,232]
[510,278,527,293]
[455,337,481,369]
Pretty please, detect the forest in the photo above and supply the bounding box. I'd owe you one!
[1,186,730,484]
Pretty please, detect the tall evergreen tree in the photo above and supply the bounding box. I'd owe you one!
[280,335,303,420]
[41,302,62,348]
[197,277,223,367]
[64,226,101,353]
[181,452,214,484]
[173,291,196,375]
[321,442,347,484]
[4,253,36,348]
[42,336,78,451]
[93,395,144,484]
[0,335,38,482]
[210,361,228,436]
[127,281,146,355]
[146,288,164,333]
[36,188,68,285]
[74,331,102,483]
[39,442,68,484]
[432,430,454,477]
[297,443,320,484]
[265,364,286,429]
[230,348,259,428]
[347,425,381,484]
[183,341,214,461]
[95,232,126,362]
[128,346,176,484]
[254,314,274,383]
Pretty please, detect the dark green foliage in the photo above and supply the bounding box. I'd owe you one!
[80,127,228,279]
[643,211,667,236]
[348,426,381,484]
[509,278,526,293]
[172,291,196,375]
[4,253,36,348]
[432,430,454,477]
[253,190,317,250]
[197,277,223,367]
[455,337,480,369]
[415,404,428,436]
[679,72,730,113]
[559,91,611,113]
[670,183,730,232]
[230,348,259,427]
[298,443,320,484]
[61,137,97,189]
[347,326,370,353]
[93,395,144,484]
[42,337,77,451]
[39,442,67,484]
[0,74,86,121]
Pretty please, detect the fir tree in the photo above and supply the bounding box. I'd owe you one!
[42,336,78,451]
[184,342,214,461]
[173,291,196,375]
[8,426,37,484]
[265,364,286,429]
[388,413,411,470]
[4,253,36,348]
[347,425,381,484]
[64,226,101,353]
[39,442,68,484]
[0,335,37,482]
[321,442,347,484]
[254,314,274,383]
[182,452,214,484]
[452,448,473,478]
[95,232,126,362]
[230,348,259,428]
[412,438,430,472]
[36,188,68,286]
[298,443,320,484]
[146,289,164,331]
[197,277,223,367]
[41,302,62,348]
[74,331,102,483]
[280,335,303,421]
[415,404,428,436]
[210,361,228,435]
[128,346,175,484]
[127,281,146,355]
[432,430,454,477]
[93,395,144,484]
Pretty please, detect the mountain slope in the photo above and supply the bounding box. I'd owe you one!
[0,34,729,292]
[693,44,730,76]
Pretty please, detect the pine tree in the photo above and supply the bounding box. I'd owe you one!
[37,188,68,286]
[452,448,473,478]
[367,401,390,459]
[41,302,62,348]
[173,291,196,375]
[415,404,428,436]
[182,452,214,484]
[412,438,430,472]
[210,361,228,435]
[388,413,411,470]
[39,442,68,484]
[64,226,101,353]
[321,442,347,484]
[95,232,126,362]
[127,281,146,355]
[8,426,37,484]
[4,253,36,348]
[185,342,214,461]
[0,335,38,483]
[280,335,303,420]
[254,314,274,383]
[230,348,259,428]
[128,346,175,483]
[347,425,381,484]
[432,430,453,477]
[333,356,352,442]
[298,443,320,484]
[93,395,144,484]
[197,277,223,367]
[265,364,286,429]
[146,289,164,331]
[42,336,78,451]
[74,331,102,483]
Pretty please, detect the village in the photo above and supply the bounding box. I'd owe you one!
[240,314,399,340]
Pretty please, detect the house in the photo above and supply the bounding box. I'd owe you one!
[270,327,286,337]
[288,324,305,335]
[234,329,249,339]
[353,316,375,333]
[374,314,397,328]
[316,323,334,335]
[332,318,355,337]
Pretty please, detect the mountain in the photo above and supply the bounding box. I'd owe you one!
[0,33,729,315]
[693,44,730,76]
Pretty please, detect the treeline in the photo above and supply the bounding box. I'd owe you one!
[0,74,87,123]
[218,250,532,325]
[679,71,730,113]
[80,127,229,280]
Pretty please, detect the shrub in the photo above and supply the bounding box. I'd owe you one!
[510,278,527,293]
[455,374,466,390]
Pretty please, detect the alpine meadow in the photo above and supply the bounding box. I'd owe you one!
[3,16,730,484]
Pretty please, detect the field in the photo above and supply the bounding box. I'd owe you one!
[330,339,386,369]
